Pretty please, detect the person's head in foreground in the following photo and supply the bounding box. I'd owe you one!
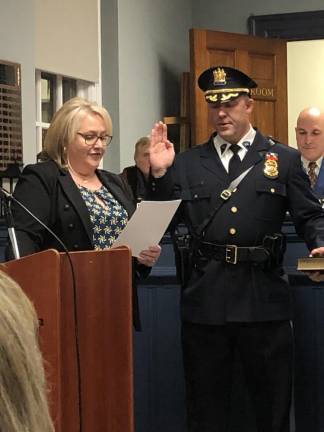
[0,270,54,432]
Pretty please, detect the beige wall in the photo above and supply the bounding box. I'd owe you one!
[101,0,191,172]
[35,0,99,81]
[288,40,324,148]
[0,0,36,165]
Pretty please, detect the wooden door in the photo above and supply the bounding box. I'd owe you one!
[190,29,287,145]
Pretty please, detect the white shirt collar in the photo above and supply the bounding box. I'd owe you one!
[301,155,323,171]
[214,125,256,156]
[236,126,256,148]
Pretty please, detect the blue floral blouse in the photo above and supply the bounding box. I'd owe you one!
[78,185,128,250]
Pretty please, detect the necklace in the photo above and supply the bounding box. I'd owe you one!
[68,163,96,184]
[68,162,103,192]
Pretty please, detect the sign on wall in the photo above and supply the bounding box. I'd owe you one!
[0,60,23,170]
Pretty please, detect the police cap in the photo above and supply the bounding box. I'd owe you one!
[198,66,257,104]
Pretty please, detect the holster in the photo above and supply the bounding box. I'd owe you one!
[262,233,286,270]
[173,227,195,287]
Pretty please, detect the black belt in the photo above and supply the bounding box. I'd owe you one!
[197,241,270,265]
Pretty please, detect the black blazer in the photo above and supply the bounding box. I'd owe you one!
[148,130,324,324]
[10,159,149,329]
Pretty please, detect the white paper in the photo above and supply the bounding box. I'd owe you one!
[112,200,181,257]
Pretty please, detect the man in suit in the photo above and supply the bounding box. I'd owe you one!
[294,107,324,428]
[148,66,324,432]
[121,136,150,203]
[296,107,324,200]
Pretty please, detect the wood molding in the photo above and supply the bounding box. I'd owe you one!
[248,10,324,40]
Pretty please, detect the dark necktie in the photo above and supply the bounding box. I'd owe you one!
[228,144,241,180]
[308,161,318,188]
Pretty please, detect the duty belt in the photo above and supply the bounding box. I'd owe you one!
[197,241,270,265]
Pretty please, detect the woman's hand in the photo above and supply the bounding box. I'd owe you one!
[149,122,175,177]
[137,245,162,267]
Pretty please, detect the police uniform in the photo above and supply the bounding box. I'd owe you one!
[149,67,324,432]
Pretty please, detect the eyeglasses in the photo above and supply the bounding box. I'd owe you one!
[77,132,113,147]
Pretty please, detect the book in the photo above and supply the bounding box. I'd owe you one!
[297,257,324,271]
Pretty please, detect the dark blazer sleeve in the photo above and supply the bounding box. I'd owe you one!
[9,162,59,256]
[286,151,324,250]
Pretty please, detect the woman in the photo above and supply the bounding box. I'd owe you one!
[0,270,54,432]
[10,97,161,327]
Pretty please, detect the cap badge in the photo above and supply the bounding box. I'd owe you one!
[263,152,279,179]
[213,67,227,86]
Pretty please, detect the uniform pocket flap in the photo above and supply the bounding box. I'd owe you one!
[180,184,211,200]
[255,180,286,197]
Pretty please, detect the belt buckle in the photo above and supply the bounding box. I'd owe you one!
[225,245,238,264]
[220,189,232,200]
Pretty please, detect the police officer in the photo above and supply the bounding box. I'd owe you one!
[148,66,324,432]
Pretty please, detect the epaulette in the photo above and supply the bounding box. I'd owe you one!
[267,136,281,146]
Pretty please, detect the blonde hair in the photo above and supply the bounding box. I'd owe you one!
[0,270,54,432]
[134,136,150,158]
[44,97,113,167]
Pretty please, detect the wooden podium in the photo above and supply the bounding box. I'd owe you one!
[1,247,134,432]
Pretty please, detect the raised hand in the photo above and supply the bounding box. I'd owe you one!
[149,121,175,177]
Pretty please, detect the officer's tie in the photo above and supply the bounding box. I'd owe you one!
[228,144,241,180]
[307,161,318,188]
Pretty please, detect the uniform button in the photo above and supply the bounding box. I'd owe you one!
[68,223,74,229]
[193,193,198,199]
[64,204,70,210]
[73,244,79,249]
[229,228,236,235]
[231,206,238,213]
[270,188,275,193]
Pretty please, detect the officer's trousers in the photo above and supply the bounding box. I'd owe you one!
[181,320,293,432]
